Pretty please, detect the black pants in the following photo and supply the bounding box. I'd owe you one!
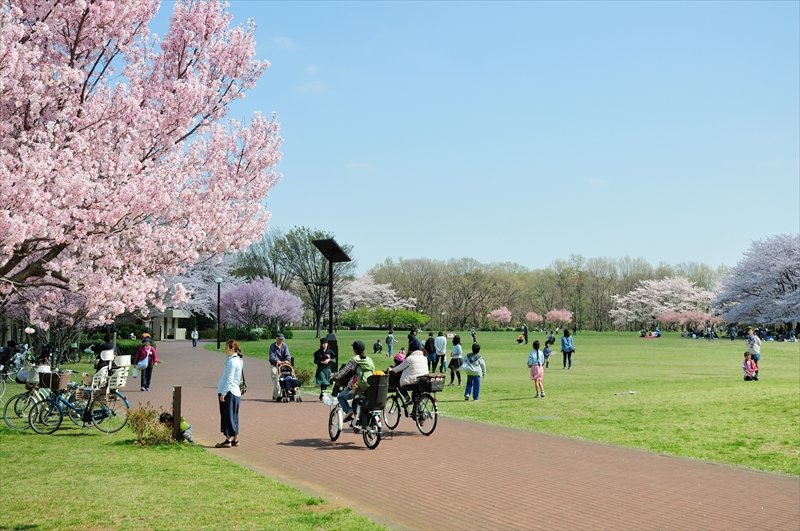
[141,365,154,388]
[563,351,572,368]
[218,391,240,438]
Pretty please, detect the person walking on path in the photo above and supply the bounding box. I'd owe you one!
[216,339,242,448]
[528,340,546,398]
[132,336,158,391]
[268,333,292,401]
[386,329,396,357]
[190,327,199,348]
[434,331,447,373]
[561,329,575,369]
[745,327,761,377]
[448,334,463,386]
[462,343,486,401]
[314,337,336,401]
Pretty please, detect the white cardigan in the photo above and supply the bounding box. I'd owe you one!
[391,350,428,387]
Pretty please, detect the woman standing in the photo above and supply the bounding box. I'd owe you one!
[561,329,575,369]
[314,337,336,401]
[216,339,243,448]
[448,334,463,386]
[132,336,158,391]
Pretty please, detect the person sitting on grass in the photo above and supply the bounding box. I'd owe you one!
[159,412,195,443]
[742,352,758,381]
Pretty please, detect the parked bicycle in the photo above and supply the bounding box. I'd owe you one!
[327,374,388,449]
[383,373,442,436]
[3,383,51,429]
[28,370,131,434]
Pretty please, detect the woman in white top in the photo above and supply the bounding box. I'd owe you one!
[216,339,243,448]
[447,335,463,386]
[389,348,428,402]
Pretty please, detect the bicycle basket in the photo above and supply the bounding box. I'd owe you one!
[40,372,71,392]
[365,374,389,409]
[418,374,444,392]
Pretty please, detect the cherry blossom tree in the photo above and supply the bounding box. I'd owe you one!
[712,234,800,324]
[525,311,543,325]
[0,1,282,328]
[609,277,712,328]
[220,278,302,330]
[487,306,512,326]
[335,274,416,312]
[166,254,242,318]
[545,309,573,327]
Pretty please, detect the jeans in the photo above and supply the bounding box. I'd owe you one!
[338,387,355,415]
[141,365,154,388]
[191,338,197,348]
[465,375,481,399]
[563,351,573,368]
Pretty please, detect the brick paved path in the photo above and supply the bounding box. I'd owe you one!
[139,341,799,530]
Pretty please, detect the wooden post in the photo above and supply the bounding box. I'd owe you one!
[172,386,182,441]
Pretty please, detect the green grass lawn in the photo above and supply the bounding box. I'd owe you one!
[0,423,382,531]
[223,329,800,476]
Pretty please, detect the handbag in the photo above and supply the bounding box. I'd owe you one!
[136,346,153,370]
[239,370,247,395]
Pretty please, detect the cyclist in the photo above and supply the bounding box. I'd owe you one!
[388,346,427,404]
[330,341,374,423]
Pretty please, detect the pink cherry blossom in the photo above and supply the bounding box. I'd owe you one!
[487,306,512,325]
[525,311,543,324]
[1,1,282,328]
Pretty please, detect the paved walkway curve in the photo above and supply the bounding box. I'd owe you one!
[139,341,799,530]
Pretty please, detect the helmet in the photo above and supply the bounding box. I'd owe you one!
[393,353,406,364]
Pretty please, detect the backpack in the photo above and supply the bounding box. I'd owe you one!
[353,357,375,393]
[386,335,392,344]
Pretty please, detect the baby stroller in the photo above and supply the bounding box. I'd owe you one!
[277,362,302,403]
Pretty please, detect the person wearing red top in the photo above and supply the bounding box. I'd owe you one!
[133,337,158,391]
[742,352,758,381]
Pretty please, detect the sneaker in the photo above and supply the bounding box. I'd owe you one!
[541,392,545,397]
[215,440,231,448]
[141,387,146,391]
[231,440,239,447]
[473,399,479,401]
[535,393,540,398]
[464,396,469,401]
[343,411,354,423]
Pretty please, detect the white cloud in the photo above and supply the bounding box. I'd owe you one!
[305,64,318,75]
[296,80,327,94]
[272,36,298,50]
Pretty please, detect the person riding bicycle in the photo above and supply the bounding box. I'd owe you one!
[388,347,427,405]
[330,341,374,423]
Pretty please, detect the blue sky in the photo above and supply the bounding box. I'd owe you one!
[157,1,799,274]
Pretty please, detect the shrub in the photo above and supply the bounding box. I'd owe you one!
[294,367,313,386]
[127,402,174,446]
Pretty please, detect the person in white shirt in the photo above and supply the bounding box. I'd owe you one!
[388,348,428,404]
[433,331,447,373]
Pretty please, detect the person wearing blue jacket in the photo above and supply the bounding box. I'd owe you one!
[561,329,575,369]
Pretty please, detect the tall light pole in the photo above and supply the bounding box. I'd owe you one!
[215,277,223,350]
[310,239,351,369]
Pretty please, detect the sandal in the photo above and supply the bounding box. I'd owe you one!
[215,440,231,448]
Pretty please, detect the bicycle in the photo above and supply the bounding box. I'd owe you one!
[383,373,442,436]
[327,374,388,449]
[28,376,130,434]
[3,385,51,429]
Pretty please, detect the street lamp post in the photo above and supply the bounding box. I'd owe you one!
[215,277,223,350]
[310,239,352,368]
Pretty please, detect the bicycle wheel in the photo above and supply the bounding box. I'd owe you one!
[362,413,381,449]
[29,399,63,434]
[414,393,438,436]
[384,395,401,430]
[4,392,36,429]
[66,391,90,427]
[328,407,342,441]
[90,392,129,433]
